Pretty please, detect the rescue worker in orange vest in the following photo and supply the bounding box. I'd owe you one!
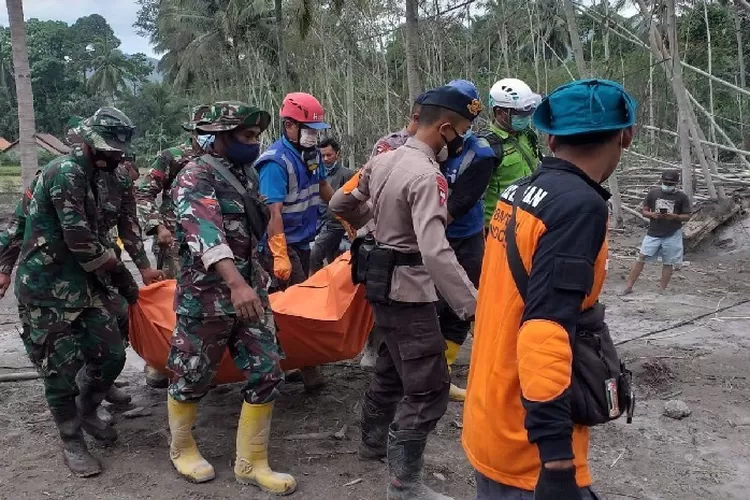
[462,79,637,499]
[331,86,480,500]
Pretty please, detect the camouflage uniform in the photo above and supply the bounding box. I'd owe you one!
[14,108,142,478]
[0,177,37,359]
[135,105,210,279]
[16,145,125,414]
[167,102,282,404]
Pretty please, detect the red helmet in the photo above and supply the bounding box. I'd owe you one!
[279,92,329,129]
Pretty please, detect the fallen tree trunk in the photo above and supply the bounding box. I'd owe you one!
[682,198,741,249]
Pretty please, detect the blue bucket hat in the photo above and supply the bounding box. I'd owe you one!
[533,79,637,136]
[447,79,480,102]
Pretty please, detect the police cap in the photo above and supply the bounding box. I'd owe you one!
[533,79,637,136]
[420,86,483,121]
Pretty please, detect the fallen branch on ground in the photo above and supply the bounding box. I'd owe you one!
[0,371,41,383]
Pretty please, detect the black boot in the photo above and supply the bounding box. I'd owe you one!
[359,396,396,460]
[51,406,102,478]
[76,370,118,444]
[387,427,453,500]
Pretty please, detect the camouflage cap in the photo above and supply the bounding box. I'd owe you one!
[79,106,136,152]
[182,104,212,132]
[195,101,271,134]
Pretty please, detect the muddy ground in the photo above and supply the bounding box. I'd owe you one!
[0,203,749,500]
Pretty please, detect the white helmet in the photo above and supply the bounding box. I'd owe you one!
[489,78,542,112]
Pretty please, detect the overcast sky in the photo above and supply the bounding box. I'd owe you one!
[0,0,157,58]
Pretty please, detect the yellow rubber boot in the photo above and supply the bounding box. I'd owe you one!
[445,341,467,402]
[235,401,297,495]
[167,396,215,483]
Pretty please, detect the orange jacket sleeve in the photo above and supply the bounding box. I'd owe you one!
[517,207,607,463]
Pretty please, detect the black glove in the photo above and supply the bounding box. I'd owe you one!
[111,263,140,305]
[534,466,582,500]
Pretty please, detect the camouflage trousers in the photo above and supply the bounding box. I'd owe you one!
[19,302,125,412]
[154,236,181,280]
[167,313,284,404]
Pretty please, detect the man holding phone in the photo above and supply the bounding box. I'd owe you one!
[623,169,692,294]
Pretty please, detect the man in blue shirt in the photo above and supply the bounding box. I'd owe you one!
[438,80,498,402]
[255,92,335,390]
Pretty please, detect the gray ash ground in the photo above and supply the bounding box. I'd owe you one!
[1,200,749,500]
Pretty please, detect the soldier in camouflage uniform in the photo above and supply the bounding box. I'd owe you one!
[64,116,165,405]
[136,104,210,280]
[166,101,295,494]
[14,107,143,478]
[135,105,209,388]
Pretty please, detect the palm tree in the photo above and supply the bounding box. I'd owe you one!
[152,0,275,90]
[88,37,131,104]
[5,0,38,190]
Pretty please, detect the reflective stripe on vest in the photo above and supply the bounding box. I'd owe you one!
[254,139,321,244]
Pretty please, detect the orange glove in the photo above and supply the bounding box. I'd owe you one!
[268,233,292,281]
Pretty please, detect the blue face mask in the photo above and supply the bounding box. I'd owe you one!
[226,140,260,166]
[511,115,532,131]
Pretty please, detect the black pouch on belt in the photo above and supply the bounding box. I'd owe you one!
[364,246,395,304]
[570,303,634,426]
[505,192,635,426]
[350,233,376,285]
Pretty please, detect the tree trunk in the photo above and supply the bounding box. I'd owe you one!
[703,1,717,161]
[563,0,587,78]
[603,0,610,62]
[6,0,38,190]
[526,2,540,91]
[678,114,694,203]
[736,9,746,139]
[346,51,355,170]
[499,0,511,76]
[404,0,422,101]
[649,51,655,151]
[275,0,288,95]
[636,0,721,199]
[608,173,623,229]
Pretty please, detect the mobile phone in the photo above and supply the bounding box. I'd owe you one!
[659,208,668,214]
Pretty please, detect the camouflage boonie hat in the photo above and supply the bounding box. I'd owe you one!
[195,101,271,134]
[182,104,211,132]
[65,115,85,146]
[79,106,135,152]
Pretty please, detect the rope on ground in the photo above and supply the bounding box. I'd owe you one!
[615,298,750,346]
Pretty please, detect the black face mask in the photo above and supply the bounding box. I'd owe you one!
[441,129,465,158]
[93,151,121,172]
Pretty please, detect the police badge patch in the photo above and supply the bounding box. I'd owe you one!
[436,175,448,206]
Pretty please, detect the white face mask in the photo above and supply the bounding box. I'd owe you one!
[661,184,676,193]
[299,128,318,148]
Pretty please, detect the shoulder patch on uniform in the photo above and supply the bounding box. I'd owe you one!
[436,175,448,206]
[375,142,392,156]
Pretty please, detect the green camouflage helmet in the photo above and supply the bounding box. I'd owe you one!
[182,104,212,132]
[195,101,271,134]
[79,106,136,152]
